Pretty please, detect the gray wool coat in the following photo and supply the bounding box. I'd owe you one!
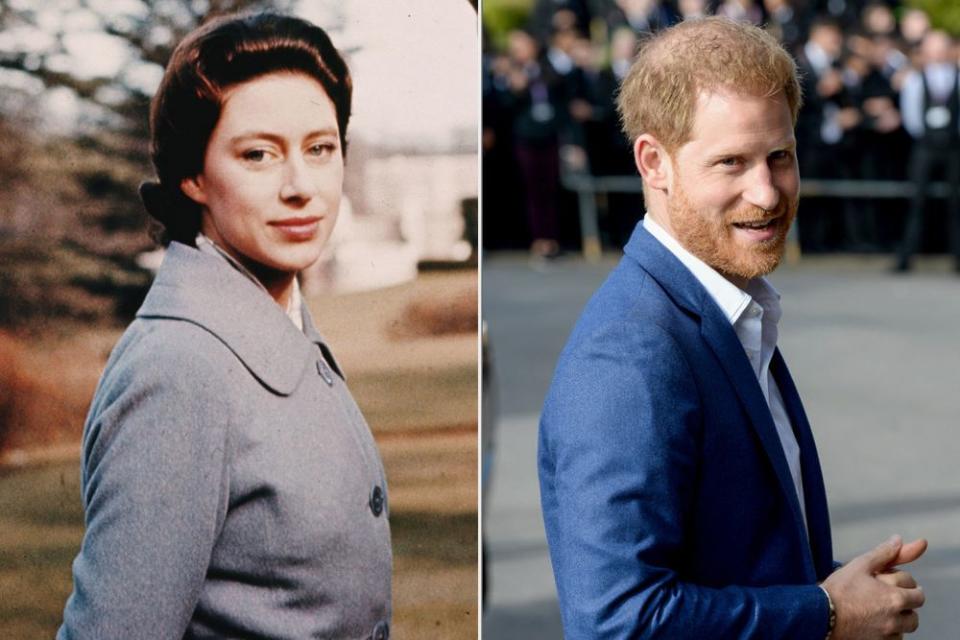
[58,242,392,640]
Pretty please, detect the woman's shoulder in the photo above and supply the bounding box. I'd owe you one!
[112,316,240,376]
[95,316,247,413]
[80,317,239,484]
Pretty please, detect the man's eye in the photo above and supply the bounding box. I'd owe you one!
[719,157,739,167]
[769,150,789,161]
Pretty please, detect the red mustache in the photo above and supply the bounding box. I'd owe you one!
[726,201,791,226]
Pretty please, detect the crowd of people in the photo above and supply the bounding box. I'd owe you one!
[483,0,960,265]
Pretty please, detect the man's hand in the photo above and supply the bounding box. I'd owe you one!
[822,535,927,639]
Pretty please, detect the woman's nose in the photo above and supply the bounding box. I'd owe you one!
[280,157,318,202]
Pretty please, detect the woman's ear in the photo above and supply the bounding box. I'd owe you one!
[180,176,207,205]
[633,134,673,194]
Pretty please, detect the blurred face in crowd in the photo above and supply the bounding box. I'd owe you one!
[846,33,872,59]
[570,38,597,70]
[901,9,931,45]
[551,29,577,54]
[845,53,870,79]
[617,0,658,17]
[655,89,799,285]
[678,0,708,18]
[810,24,843,60]
[922,31,955,65]
[551,8,578,32]
[862,4,895,36]
[763,0,789,14]
[508,31,538,65]
[181,72,343,276]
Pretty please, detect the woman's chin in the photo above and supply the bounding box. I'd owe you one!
[273,253,324,275]
[243,244,326,276]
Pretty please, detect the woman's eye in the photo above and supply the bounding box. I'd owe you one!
[242,149,267,162]
[308,143,336,158]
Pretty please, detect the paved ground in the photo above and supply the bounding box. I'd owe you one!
[482,251,960,639]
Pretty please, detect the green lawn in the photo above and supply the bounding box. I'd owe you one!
[352,363,478,433]
[0,462,84,638]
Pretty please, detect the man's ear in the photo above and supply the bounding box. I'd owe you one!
[180,176,207,205]
[633,134,673,194]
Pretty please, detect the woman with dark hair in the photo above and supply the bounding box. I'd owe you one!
[58,13,392,640]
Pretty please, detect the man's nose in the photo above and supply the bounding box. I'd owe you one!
[743,165,780,212]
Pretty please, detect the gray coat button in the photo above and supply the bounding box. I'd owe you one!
[316,358,334,386]
[369,485,385,517]
[372,620,389,640]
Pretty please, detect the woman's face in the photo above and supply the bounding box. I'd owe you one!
[182,72,343,275]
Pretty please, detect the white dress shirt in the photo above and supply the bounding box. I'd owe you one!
[900,63,960,139]
[644,217,808,530]
[802,41,834,78]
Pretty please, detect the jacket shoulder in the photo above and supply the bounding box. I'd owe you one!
[104,317,244,385]
[565,256,696,360]
[66,321,236,639]
[88,317,245,436]
[541,256,704,445]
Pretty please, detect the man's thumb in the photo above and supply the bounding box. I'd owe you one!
[862,534,903,571]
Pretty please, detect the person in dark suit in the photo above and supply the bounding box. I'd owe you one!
[504,29,568,259]
[795,17,862,251]
[529,0,592,43]
[602,0,675,36]
[538,17,927,639]
[895,29,960,272]
[59,14,392,639]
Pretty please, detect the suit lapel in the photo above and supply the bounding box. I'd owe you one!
[772,348,834,579]
[698,313,814,581]
[626,224,817,578]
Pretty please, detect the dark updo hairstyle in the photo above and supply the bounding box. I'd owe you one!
[141,12,352,246]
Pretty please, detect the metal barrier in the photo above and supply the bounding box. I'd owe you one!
[560,172,957,261]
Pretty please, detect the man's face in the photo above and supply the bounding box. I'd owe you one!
[812,25,843,60]
[663,89,799,285]
[508,31,538,64]
[922,31,955,65]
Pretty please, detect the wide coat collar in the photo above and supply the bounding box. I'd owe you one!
[136,242,343,397]
[624,223,832,580]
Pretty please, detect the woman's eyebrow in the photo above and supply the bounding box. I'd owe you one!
[230,128,339,144]
[303,127,339,139]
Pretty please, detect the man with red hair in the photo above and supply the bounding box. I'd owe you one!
[539,17,927,639]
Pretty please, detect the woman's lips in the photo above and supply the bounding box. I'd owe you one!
[269,216,322,241]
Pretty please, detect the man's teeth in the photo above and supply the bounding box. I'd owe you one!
[736,220,773,229]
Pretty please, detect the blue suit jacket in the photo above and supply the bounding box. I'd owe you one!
[538,224,835,638]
